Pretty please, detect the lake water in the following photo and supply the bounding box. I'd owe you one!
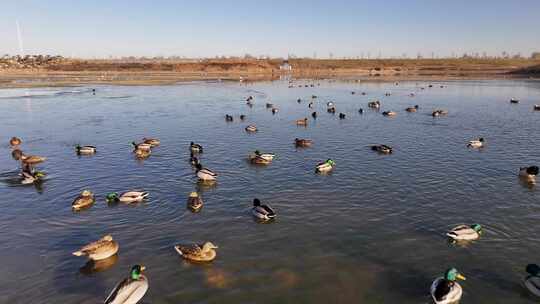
[0,79,539,304]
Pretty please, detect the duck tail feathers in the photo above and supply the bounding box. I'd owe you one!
[72,250,84,256]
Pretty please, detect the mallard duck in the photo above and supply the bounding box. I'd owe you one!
[296,118,308,126]
[297,98,302,103]
[534,105,540,111]
[106,191,149,204]
[430,268,466,304]
[339,113,346,119]
[519,166,539,183]
[134,148,151,159]
[295,138,313,147]
[252,198,276,221]
[266,103,274,108]
[132,141,151,151]
[327,107,336,113]
[76,145,97,155]
[195,164,217,181]
[252,150,275,161]
[315,159,336,173]
[358,108,364,114]
[190,142,203,153]
[245,125,257,132]
[239,114,246,121]
[447,224,482,241]
[312,111,317,119]
[368,101,381,109]
[187,192,203,211]
[432,110,449,117]
[225,114,234,122]
[142,138,160,147]
[327,101,335,107]
[524,264,540,297]
[467,138,485,148]
[174,242,218,262]
[371,145,393,154]
[72,190,95,210]
[308,102,314,108]
[9,137,22,147]
[382,111,397,116]
[272,108,279,114]
[72,235,119,261]
[20,170,45,185]
[406,105,419,112]
[510,98,519,104]
[104,265,148,304]
[20,154,46,165]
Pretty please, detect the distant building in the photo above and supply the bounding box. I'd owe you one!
[279,60,292,71]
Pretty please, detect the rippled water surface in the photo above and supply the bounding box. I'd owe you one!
[1,80,539,304]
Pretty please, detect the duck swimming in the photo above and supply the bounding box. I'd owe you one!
[72,190,95,210]
[315,159,336,173]
[534,105,540,111]
[249,150,275,161]
[467,138,485,148]
[73,235,119,261]
[296,118,308,126]
[382,111,397,117]
[358,108,364,114]
[510,98,519,104]
[20,170,45,185]
[432,110,449,117]
[295,138,313,147]
[245,125,257,132]
[297,98,302,103]
[519,166,539,183]
[266,103,274,109]
[9,137,22,147]
[104,265,148,304]
[187,192,203,212]
[308,102,314,108]
[195,163,217,182]
[225,114,234,122]
[106,191,149,204]
[339,113,346,119]
[190,142,203,153]
[524,264,540,297]
[174,242,218,262]
[76,145,97,155]
[368,101,381,109]
[272,108,279,114]
[406,105,419,112]
[132,141,152,151]
[446,224,482,241]
[20,154,46,165]
[240,114,246,121]
[431,268,466,304]
[142,138,160,147]
[371,145,393,154]
[252,198,276,221]
[312,111,317,119]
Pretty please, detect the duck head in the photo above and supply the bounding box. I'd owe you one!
[470,224,482,234]
[106,192,119,203]
[253,198,261,207]
[189,192,199,198]
[130,264,146,280]
[526,264,540,276]
[81,190,93,197]
[202,242,219,251]
[527,166,539,176]
[445,268,466,282]
[326,159,336,166]
[195,163,203,171]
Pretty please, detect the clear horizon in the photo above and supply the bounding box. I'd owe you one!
[1,0,539,59]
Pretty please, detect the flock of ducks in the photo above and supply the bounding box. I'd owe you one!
[6,82,540,304]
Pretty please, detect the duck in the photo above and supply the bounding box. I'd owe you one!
[252,198,276,221]
[406,105,419,112]
[295,138,313,147]
[20,154,46,165]
[272,108,279,114]
[315,159,336,173]
[190,153,200,166]
[432,110,449,117]
[20,170,45,185]
[361,92,367,95]
[297,98,302,103]
[312,95,317,99]
[312,111,317,119]
[519,166,539,183]
[245,125,257,132]
[296,118,308,126]
[187,192,203,211]
[308,102,314,108]
[524,264,540,297]
[249,150,275,161]
[358,108,364,114]
[104,265,148,304]
[368,101,381,109]
[106,191,149,204]
[72,190,95,210]
[327,107,336,114]
[246,95,253,102]
[430,268,466,304]
[351,91,356,95]
[190,142,203,153]
[195,164,217,182]
[132,141,152,151]
[371,144,393,154]
[327,101,335,107]
[467,138,485,148]
[9,137,22,147]
[225,114,234,122]
[409,93,416,97]
[510,98,519,104]
[174,242,218,262]
[72,235,119,261]
[339,113,346,119]
[534,105,540,111]
[239,114,246,121]
[266,103,274,109]
[76,145,97,155]
[446,224,482,241]
[142,138,160,147]
[382,111,397,116]
[134,148,151,159]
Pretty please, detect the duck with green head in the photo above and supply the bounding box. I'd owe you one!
[431,268,466,304]
[315,159,335,173]
[106,191,149,204]
[447,224,482,241]
[75,145,97,155]
[104,264,148,304]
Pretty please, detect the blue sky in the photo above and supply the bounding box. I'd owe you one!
[1,0,539,58]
